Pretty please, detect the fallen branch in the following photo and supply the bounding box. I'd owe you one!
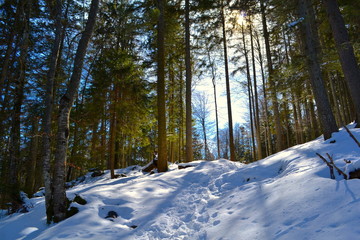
[344,125,360,148]
[326,153,348,180]
[316,153,335,179]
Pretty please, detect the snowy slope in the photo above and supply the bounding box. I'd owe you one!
[1,126,360,240]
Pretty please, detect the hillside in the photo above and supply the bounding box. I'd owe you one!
[1,126,360,240]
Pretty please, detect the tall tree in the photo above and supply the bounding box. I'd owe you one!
[240,23,256,161]
[156,0,168,172]
[7,0,31,206]
[185,0,193,163]
[322,0,360,126]
[221,5,236,161]
[42,0,64,223]
[249,18,263,160]
[51,0,99,223]
[260,0,285,152]
[207,51,221,159]
[298,0,338,140]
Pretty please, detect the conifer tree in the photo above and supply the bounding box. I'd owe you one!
[322,0,360,127]
[297,0,338,140]
[156,0,168,172]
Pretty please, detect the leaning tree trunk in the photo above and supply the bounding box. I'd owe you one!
[52,0,99,223]
[298,0,338,140]
[322,0,360,126]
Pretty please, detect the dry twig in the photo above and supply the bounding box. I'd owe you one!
[326,153,348,180]
[316,153,335,179]
[344,125,360,148]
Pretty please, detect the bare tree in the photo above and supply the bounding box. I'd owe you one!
[193,92,213,160]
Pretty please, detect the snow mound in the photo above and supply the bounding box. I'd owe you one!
[1,127,360,239]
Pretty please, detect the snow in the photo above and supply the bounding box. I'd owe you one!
[1,126,360,239]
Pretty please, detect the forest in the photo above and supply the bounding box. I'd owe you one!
[0,0,359,224]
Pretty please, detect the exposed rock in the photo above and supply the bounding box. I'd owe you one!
[105,210,118,220]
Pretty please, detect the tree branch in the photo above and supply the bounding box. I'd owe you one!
[326,153,348,180]
[344,125,360,148]
[316,153,335,179]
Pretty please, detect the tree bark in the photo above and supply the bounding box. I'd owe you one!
[207,51,221,159]
[25,118,40,196]
[52,0,99,223]
[323,0,360,126]
[298,0,338,140]
[241,24,256,161]
[221,6,236,161]
[249,20,263,160]
[108,83,118,179]
[254,30,272,156]
[7,0,30,205]
[156,0,168,171]
[260,0,285,152]
[42,0,63,223]
[185,0,193,163]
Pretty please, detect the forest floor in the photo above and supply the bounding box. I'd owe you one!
[1,125,360,239]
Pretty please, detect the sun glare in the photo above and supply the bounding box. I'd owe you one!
[230,10,247,27]
[237,12,247,26]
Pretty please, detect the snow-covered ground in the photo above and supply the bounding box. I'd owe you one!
[1,126,360,240]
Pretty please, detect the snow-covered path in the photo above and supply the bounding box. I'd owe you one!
[1,127,360,239]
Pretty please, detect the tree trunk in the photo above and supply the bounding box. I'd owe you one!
[179,63,185,162]
[157,0,168,171]
[108,83,118,179]
[52,0,99,223]
[291,92,301,144]
[329,72,344,126]
[255,30,272,156]
[298,0,338,140]
[42,0,64,223]
[208,51,221,159]
[249,20,263,160]
[221,6,236,161]
[241,24,256,161]
[7,0,30,205]
[323,0,360,126]
[0,0,23,107]
[25,118,40,195]
[201,119,209,159]
[305,83,319,139]
[260,0,285,152]
[185,0,193,163]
